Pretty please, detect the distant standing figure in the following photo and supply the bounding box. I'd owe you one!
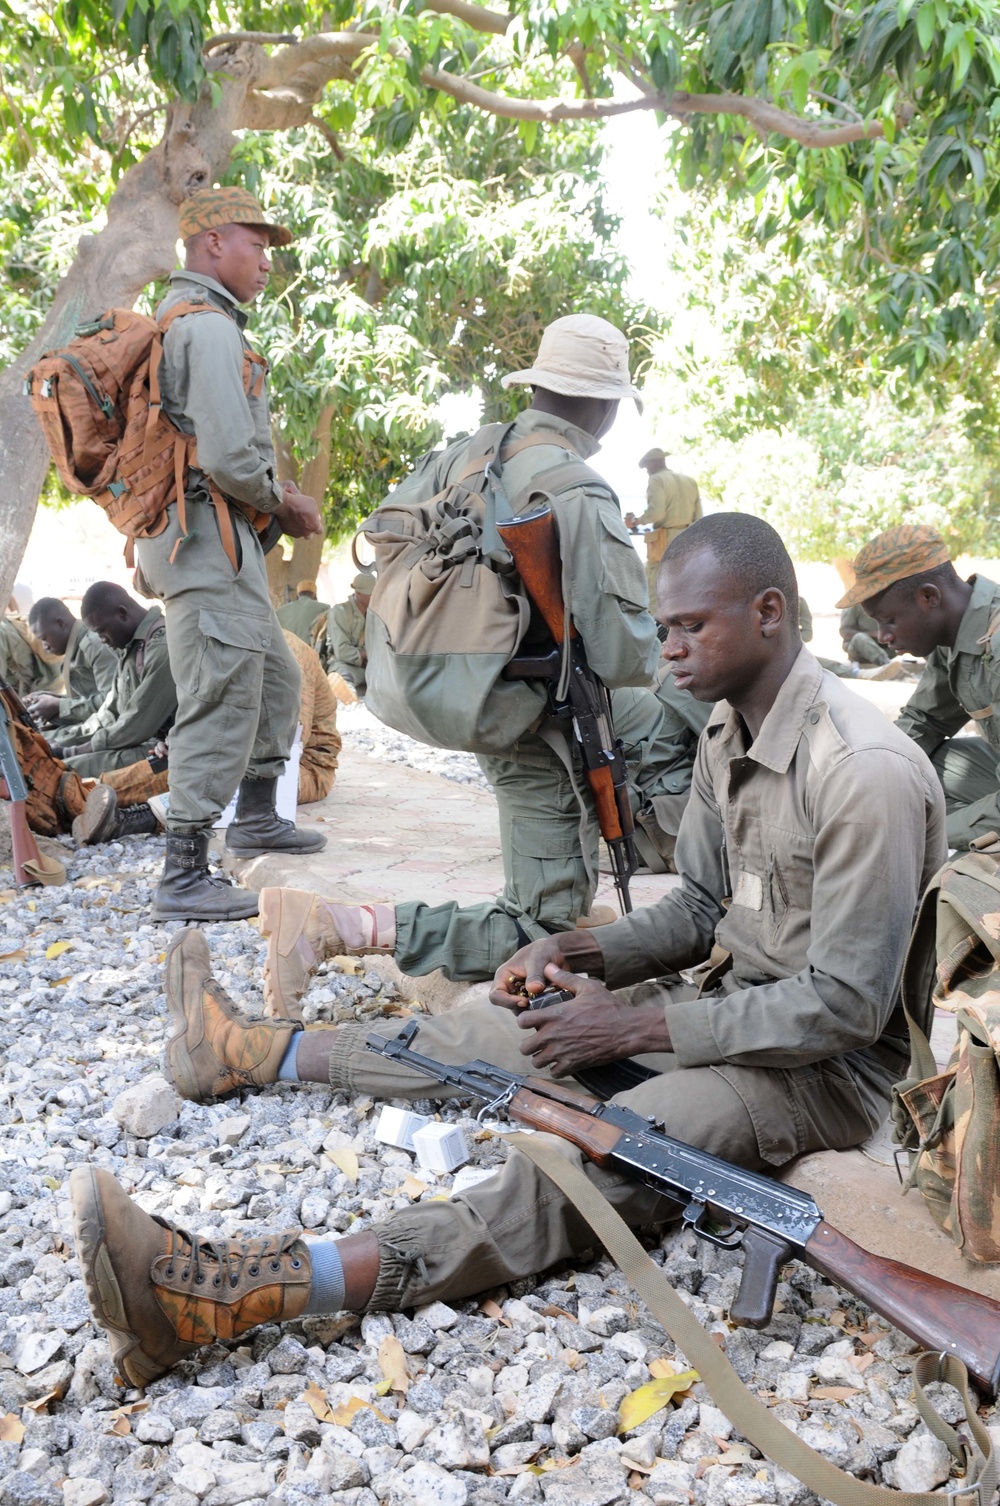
[625,447,702,600]
[23,597,118,729]
[277,579,330,644]
[323,572,375,695]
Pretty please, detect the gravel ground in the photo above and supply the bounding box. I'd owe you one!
[0,829,995,1506]
[338,705,489,790]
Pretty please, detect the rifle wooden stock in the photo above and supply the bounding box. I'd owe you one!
[497,509,576,645]
[510,1088,622,1166]
[588,764,625,841]
[805,1220,1000,1394]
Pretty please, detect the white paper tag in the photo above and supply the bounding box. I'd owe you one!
[732,871,763,910]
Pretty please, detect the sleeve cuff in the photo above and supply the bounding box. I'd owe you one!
[665,996,721,1067]
[270,477,285,509]
[88,730,108,752]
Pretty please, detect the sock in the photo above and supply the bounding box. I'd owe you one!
[277,1033,301,1082]
[304,1239,346,1315]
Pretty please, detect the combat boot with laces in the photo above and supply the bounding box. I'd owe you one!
[70,1165,311,1386]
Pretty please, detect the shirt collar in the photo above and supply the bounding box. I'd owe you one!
[514,408,601,461]
[167,270,248,329]
[65,619,82,658]
[128,606,163,650]
[955,574,1000,654]
[707,647,824,774]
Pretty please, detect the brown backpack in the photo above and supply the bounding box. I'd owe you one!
[0,685,87,837]
[26,302,270,571]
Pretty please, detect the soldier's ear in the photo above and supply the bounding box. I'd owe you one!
[756,588,785,638]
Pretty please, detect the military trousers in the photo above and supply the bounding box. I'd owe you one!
[135,496,300,834]
[845,631,891,667]
[930,736,1000,850]
[324,995,881,1312]
[393,726,600,983]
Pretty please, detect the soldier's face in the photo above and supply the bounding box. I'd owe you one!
[213,224,273,304]
[84,606,130,650]
[864,583,942,657]
[32,613,70,656]
[657,551,779,703]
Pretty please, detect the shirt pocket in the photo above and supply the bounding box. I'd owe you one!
[597,516,649,612]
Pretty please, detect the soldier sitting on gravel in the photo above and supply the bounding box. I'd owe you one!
[49,582,177,777]
[23,596,118,731]
[70,514,946,1389]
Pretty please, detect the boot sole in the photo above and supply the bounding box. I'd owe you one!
[151,895,260,923]
[72,785,117,847]
[69,1165,161,1388]
[225,838,327,857]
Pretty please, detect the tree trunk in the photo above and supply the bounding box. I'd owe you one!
[265,404,335,605]
[0,50,262,613]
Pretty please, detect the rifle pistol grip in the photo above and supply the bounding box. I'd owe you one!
[729,1228,793,1329]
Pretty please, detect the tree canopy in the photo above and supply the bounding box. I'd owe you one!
[4,0,1000,603]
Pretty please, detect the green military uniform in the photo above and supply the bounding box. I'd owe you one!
[894,573,1000,849]
[797,597,813,642]
[388,408,658,981]
[636,463,701,601]
[612,666,713,873]
[54,620,118,727]
[325,597,367,692]
[0,617,60,697]
[276,596,329,645]
[328,649,946,1308]
[135,269,301,834]
[56,608,177,775]
[840,603,892,667]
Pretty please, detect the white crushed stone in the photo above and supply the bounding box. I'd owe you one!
[0,828,990,1506]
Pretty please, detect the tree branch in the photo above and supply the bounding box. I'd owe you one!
[247,33,885,149]
[204,31,298,53]
[423,0,512,35]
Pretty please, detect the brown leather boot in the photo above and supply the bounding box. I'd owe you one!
[70,1165,310,1387]
[164,927,300,1102]
[258,887,395,1020]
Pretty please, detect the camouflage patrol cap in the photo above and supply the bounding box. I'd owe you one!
[836,524,952,609]
[178,186,293,247]
[639,447,667,467]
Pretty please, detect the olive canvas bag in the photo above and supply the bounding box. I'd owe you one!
[893,833,1000,1261]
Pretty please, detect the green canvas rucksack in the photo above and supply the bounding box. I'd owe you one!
[893,833,1000,1261]
[357,421,607,754]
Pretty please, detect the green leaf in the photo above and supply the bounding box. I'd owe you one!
[916,1,936,49]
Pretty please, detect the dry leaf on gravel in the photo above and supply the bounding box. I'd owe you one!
[618,1369,699,1430]
[0,1414,24,1442]
[377,1334,410,1393]
[328,1146,359,1182]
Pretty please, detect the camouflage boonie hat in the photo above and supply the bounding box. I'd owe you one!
[836,524,952,609]
[178,186,293,247]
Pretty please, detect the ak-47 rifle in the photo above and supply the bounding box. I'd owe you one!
[0,680,60,889]
[497,506,637,915]
[368,1022,1000,1395]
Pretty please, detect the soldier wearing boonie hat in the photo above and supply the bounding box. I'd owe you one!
[625,444,702,601]
[135,184,327,924]
[842,523,1000,850]
[321,572,378,694]
[264,314,659,988]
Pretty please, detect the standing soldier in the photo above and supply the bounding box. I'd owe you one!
[626,447,702,601]
[135,186,326,924]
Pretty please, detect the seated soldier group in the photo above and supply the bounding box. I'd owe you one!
[21,311,992,1393]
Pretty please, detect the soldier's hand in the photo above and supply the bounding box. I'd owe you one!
[276,483,323,539]
[489,930,604,1012]
[624,512,638,529]
[516,965,671,1077]
[24,693,59,722]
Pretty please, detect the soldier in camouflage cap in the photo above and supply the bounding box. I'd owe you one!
[842,524,1000,849]
[136,183,326,924]
[178,186,293,246]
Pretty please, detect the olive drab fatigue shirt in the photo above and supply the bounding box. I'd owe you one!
[636,464,702,567]
[277,597,329,644]
[0,617,60,698]
[156,270,286,514]
[596,649,947,1130]
[57,620,118,725]
[326,597,367,683]
[896,573,1000,786]
[62,608,177,757]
